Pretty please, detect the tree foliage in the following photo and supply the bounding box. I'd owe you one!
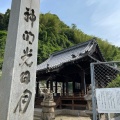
[107,75,120,88]
[0,9,10,30]
[0,10,120,69]
[0,31,7,69]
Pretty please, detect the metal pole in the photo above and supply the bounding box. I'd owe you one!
[108,113,111,120]
[90,63,97,120]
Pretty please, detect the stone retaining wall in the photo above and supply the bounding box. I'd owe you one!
[34,108,90,117]
[55,109,89,117]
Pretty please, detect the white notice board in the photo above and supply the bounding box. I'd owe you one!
[96,88,120,113]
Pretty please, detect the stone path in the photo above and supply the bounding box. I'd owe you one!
[34,108,91,120]
[55,115,90,120]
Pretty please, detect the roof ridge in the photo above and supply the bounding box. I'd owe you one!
[96,43,106,61]
[37,55,52,68]
[51,39,96,57]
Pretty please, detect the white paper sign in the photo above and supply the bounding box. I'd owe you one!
[96,88,120,113]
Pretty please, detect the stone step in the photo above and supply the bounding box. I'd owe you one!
[34,114,41,120]
[34,117,40,120]
[34,109,41,120]
[34,114,41,117]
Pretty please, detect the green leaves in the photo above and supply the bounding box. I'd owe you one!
[0,31,7,69]
[107,75,120,88]
[0,9,10,30]
[97,39,120,61]
[0,10,120,69]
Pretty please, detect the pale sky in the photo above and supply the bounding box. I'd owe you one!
[0,0,120,47]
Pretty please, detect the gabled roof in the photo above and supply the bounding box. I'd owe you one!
[37,39,105,72]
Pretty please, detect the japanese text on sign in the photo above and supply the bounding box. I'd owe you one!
[96,88,120,113]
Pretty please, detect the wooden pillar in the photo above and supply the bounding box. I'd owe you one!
[83,72,86,94]
[50,80,53,91]
[46,80,49,88]
[55,81,57,94]
[81,70,86,94]
[72,99,74,110]
[36,81,39,97]
[73,81,75,96]
[62,82,65,96]
[66,81,68,96]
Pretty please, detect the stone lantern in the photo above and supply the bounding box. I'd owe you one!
[41,88,56,120]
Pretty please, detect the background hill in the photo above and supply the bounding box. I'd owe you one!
[0,9,120,70]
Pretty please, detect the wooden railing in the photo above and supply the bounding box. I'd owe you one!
[59,94,87,110]
[60,92,85,98]
[54,97,61,109]
[35,93,87,110]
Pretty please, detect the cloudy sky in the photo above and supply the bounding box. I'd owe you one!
[0,0,120,47]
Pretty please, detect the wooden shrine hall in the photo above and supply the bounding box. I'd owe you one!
[35,39,105,109]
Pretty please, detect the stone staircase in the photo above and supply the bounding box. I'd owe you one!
[34,108,41,120]
[34,113,41,120]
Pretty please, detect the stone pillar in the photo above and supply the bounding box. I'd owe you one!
[0,0,40,120]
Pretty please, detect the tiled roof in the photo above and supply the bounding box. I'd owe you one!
[37,39,103,72]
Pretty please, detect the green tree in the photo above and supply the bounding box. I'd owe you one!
[0,31,7,69]
[107,75,120,88]
[3,9,10,30]
[0,11,120,67]
[0,13,4,30]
